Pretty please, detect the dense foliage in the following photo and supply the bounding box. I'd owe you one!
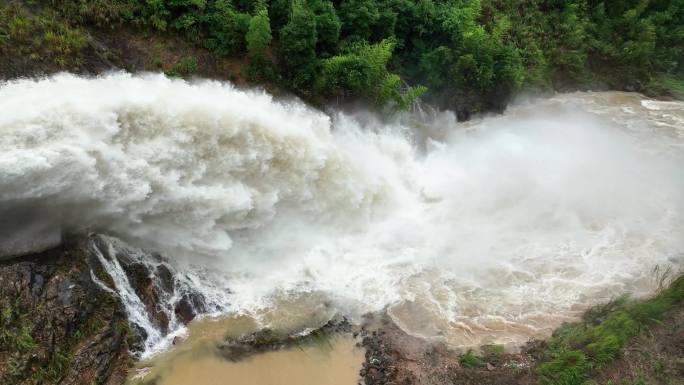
[3,0,683,113]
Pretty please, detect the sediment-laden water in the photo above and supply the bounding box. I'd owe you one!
[130,316,363,385]
[1,74,683,360]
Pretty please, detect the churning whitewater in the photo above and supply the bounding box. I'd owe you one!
[1,73,683,356]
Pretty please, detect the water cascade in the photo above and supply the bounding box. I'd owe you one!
[1,73,683,355]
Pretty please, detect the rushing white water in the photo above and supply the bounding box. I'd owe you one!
[91,237,166,353]
[1,73,683,354]
[88,234,233,358]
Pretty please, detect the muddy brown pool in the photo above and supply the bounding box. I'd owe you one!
[129,315,364,385]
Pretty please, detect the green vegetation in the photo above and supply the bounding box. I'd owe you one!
[0,302,36,353]
[317,39,426,108]
[452,274,684,384]
[1,1,682,108]
[245,6,276,80]
[0,299,67,384]
[32,350,72,384]
[0,278,128,384]
[2,0,681,112]
[536,274,684,385]
[460,350,485,368]
[648,76,684,99]
[481,343,505,358]
[167,56,199,77]
[458,344,504,369]
[0,3,90,69]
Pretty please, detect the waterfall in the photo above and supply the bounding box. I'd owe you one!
[1,73,683,351]
[89,234,233,358]
[91,236,166,356]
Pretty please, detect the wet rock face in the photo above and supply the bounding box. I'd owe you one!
[174,293,205,325]
[0,235,134,385]
[92,235,206,332]
[120,258,170,333]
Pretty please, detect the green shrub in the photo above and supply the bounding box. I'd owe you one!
[279,0,318,91]
[460,350,485,368]
[647,76,684,99]
[318,39,425,108]
[204,0,251,56]
[246,7,271,54]
[538,350,590,385]
[247,52,277,82]
[167,56,199,77]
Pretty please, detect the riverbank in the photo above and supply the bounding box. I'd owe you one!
[132,273,684,385]
[0,234,682,385]
[358,275,684,385]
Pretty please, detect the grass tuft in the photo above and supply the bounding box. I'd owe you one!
[647,76,684,99]
[460,350,485,368]
[166,56,198,77]
[0,3,90,69]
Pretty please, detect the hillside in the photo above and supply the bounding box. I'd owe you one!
[1,0,682,117]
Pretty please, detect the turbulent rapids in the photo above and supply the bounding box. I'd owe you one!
[1,73,683,357]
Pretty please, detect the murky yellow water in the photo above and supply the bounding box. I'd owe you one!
[130,314,364,385]
[157,336,363,385]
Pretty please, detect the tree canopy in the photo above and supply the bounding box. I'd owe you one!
[40,0,684,112]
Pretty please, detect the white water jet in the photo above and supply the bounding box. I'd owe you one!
[1,73,683,352]
[91,237,166,355]
[89,233,234,358]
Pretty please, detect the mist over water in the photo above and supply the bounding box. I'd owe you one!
[1,73,683,352]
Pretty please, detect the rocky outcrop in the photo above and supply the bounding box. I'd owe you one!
[0,233,214,385]
[0,235,135,385]
[218,317,352,362]
[89,234,207,338]
[357,282,684,385]
[358,313,537,385]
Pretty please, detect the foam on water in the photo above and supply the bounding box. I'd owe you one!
[1,74,683,354]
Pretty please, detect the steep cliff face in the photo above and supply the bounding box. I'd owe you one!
[0,232,194,385]
[0,233,209,385]
[0,235,134,384]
